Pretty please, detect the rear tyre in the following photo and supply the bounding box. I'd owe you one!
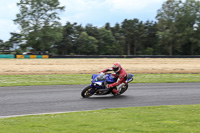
[81,85,94,98]
[119,84,128,94]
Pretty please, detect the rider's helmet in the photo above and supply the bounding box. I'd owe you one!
[113,63,122,73]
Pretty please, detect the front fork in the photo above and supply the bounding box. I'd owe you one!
[89,84,98,94]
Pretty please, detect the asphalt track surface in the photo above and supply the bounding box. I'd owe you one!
[0,83,200,118]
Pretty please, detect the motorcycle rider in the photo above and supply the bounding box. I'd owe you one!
[99,63,127,94]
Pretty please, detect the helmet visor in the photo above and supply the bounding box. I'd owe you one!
[113,67,119,72]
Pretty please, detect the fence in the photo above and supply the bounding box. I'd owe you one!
[0,54,49,59]
[0,54,200,59]
[49,55,200,58]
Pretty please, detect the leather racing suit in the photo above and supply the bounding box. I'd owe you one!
[99,67,127,93]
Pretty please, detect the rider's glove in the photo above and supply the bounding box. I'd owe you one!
[98,72,104,74]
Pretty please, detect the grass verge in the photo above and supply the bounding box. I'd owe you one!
[0,74,199,87]
[0,104,200,133]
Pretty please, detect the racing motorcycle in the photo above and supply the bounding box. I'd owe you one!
[81,73,134,98]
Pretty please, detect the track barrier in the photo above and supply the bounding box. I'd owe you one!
[15,55,49,59]
[0,54,199,59]
[0,54,15,58]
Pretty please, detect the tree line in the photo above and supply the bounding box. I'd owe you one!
[0,0,200,55]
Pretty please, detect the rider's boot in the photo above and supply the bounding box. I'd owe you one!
[112,88,119,94]
[112,83,125,95]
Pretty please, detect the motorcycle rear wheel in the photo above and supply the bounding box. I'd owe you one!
[81,85,94,98]
[119,84,128,94]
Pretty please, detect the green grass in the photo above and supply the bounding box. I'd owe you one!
[0,74,199,87]
[0,104,200,133]
[0,74,90,87]
[133,74,200,83]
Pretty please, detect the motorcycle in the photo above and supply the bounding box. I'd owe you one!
[81,73,134,98]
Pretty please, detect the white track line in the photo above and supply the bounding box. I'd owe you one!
[0,110,93,119]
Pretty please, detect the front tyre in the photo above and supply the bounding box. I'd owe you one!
[81,85,94,98]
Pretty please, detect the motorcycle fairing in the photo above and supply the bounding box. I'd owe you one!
[126,74,134,83]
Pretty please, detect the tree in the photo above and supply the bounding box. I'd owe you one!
[76,32,98,55]
[111,23,126,55]
[122,19,146,55]
[178,0,200,55]
[2,41,13,51]
[105,22,111,30]
[0,39,4,49]
[142,21,159,55]
[9,32,23,50]
[85,24,99,39]
[0,39,12,51]
[156,0,182,55]
[156,0,200,55]
[97,28,121,55]
[26,26,63,54]
[55,22,84,55]
[14,0,65,52]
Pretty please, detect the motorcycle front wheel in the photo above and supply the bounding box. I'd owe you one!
[81,85,94,98]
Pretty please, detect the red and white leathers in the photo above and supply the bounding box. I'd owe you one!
[99,65,127,94]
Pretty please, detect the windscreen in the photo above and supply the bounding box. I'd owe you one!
[95,73,106,81]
